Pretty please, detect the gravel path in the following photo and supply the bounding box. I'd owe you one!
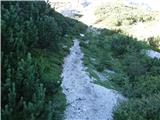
[61,39,123,120]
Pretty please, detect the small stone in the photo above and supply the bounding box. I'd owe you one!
[80,33,85,37]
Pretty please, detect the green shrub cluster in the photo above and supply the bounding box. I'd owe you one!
[113,94,160,120]
[111,34,147,56]
[80,28,160,120]
[148,36,160,50]
[1,1,86,120]
[109,36,160,120]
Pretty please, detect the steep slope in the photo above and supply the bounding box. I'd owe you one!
[80,26,160,120]
[1,1,86,120]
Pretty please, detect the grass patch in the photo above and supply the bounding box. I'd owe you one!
[94,2,156,27]
[93,80,117,90]
[30,35,73,120]
[80,26,160,120]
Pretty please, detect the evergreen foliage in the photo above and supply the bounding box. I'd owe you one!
[148,36,160,50]
[80,28,160,120]
[1,1,86,120]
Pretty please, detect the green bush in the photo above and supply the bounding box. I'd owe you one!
[1,1,85,120]
[133,75,160,98]
[110,73,129,88]
[111,35,131,55]
[111,34,146,56]
[79,8,159,119]
[148,36,160,49]
[125,60,147,78]
[96,53,114,72]
[2,53,50,120]
[113,94,160,120]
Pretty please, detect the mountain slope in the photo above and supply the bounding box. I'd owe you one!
[1,1,86,120]
[61,39,123,120]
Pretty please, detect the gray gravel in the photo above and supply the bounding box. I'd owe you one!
[146,50,160,59]
[61,39,124,120]
[124,0,160,11]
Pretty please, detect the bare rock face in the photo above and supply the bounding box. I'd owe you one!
[124,0,160,11]
[61,39,124,120]
[146,50,160,59]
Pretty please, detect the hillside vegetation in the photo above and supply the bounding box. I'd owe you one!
[1,1,86,120]
[80,27,160,120]
[2,0,160,120]
[79,1,160,119]
[93,0,160,42]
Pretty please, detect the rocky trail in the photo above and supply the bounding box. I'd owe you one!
[57,1,159,119]
[61,39,123,120]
